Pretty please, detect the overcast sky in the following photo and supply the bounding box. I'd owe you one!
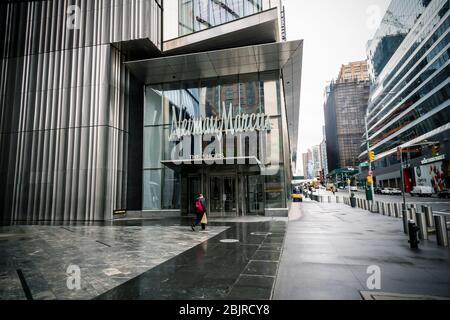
[283,0,391,174]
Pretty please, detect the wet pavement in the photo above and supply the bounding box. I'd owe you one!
[0,219,229,300]
[0,217,287,300]
[96,219,287,300]
[274,200,450,300]
[2,202,448,300]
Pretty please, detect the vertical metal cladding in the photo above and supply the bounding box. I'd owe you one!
[0,0,162,221]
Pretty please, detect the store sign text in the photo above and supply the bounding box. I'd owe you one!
[169,103,272,141]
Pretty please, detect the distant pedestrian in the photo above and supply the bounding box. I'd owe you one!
[192,194,207,231]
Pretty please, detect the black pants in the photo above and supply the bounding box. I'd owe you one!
[193,212,207,230]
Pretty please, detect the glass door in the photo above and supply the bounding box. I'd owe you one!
[210,176,223,214]
[209,176,237,216]
[223,177,236,215]
[246,175,264,216]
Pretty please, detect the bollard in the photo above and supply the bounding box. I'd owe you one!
[434,215,449,247]
[403,209,410,235]
[415,211,428,240]
[394,203,400,218]
[381,203,386,215]
[423,206,435,229]
[328,196,331,203]
[410,208,417,223]
[374,201,380,213]
[387,203,392,217]
[408,221,420,249]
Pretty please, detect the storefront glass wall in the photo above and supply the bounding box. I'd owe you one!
[143,71,286,211]
[179,0,263,36]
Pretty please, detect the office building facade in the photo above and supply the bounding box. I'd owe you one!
[324,61,370,173]
[0,0,302,221]
[302,149,312,179]
[362,0,450,192]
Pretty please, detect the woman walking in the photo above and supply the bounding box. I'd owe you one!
[191,194,207,231]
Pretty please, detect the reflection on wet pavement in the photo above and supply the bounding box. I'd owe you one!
[0,217,287,300]
[96,220,287,300]
[0,221,228,300]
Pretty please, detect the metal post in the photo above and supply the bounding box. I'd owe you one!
[410,208,416,223]
[415,211,428,240]
[423,206,435,229]
[387,203,392,217]
[399,147,407,212]
[403,209,410,235]
[393,203,399,218]
[434,215,448,247]
[365,115,375,212]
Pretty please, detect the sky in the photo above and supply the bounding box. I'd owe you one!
[283,0,391,174]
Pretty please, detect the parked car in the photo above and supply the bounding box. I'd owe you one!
[390,188,402,195]
[374,186,382,194]
[380,188,391,195]
[410,186,434,197]
[438,189,450,199]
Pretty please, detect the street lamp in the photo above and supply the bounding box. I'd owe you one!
[364,114,375,212]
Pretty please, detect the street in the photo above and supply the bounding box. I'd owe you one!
[314,190,450,213]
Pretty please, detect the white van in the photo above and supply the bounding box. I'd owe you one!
[410,186,434,197]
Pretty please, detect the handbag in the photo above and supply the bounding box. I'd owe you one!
[200,213,208,225]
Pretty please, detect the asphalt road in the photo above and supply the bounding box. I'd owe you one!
[313,190,450,213]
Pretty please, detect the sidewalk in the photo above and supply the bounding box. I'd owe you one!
[273,200,450,300]
[0,217,287,300]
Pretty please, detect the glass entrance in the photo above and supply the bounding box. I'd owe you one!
[246,175,264,215]
[209,176,237,216]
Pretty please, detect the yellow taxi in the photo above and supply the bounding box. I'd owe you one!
[292,191,303,202]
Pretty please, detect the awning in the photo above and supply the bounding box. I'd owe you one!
[125,40,303,159]
[125,40,302,85]
[161,156,262,173]
[163,8,280,56]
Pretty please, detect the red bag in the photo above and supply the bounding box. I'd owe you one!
[195,199,204,213]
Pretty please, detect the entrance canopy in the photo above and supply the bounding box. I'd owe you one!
[126,40,302,163]
[161,157,263,173]
[125,40,302,85]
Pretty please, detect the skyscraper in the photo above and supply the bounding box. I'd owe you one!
[362,0,449,192]
[0,0,302,221]
[324,61,370,173]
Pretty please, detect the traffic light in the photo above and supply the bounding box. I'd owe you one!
[368,150,375,162]
[367,175,373,185]
[431,145,439,156]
